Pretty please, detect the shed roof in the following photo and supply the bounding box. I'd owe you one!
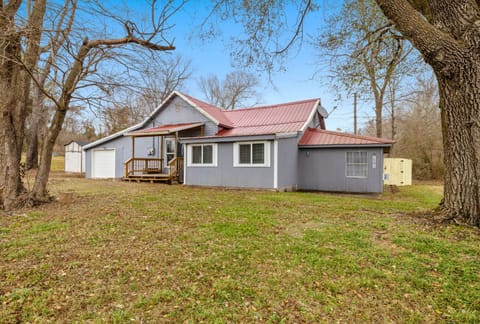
[299,128,395,147]
[64,140,90,146]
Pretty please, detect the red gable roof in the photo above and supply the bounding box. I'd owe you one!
[299,128,395,146]
[216,99,320,137]
[179,93,234,128]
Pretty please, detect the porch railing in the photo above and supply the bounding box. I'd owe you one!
[168,157,184,180]
[124,158,163,177]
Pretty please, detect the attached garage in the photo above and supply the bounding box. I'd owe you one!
[92,149,116,178]
[64,141,88,173]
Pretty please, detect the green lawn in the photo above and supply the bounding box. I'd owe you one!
[0,176,479,322]
[50,155,65,172]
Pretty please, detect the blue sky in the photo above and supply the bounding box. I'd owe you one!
[122,1,370,132]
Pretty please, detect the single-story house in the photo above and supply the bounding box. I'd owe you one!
[83,91,394,193]
[64,140,89,173]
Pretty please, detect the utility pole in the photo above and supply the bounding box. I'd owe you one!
[353,93,358,135]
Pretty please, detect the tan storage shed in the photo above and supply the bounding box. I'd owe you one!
[383,158,412,186]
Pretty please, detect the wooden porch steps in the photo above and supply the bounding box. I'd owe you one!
[123,157,184,184]
[122,173,173,183]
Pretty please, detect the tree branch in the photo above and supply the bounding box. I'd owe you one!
[375,0,463,70]
[86,34,175,51]
[274,0,312,55]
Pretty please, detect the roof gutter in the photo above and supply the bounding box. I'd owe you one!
[298,143,393,149]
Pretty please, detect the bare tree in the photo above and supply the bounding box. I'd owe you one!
[24,0,77,170]
[395,77,443,179]
[361,76,443,179]
[97,53,192,134]
[1,0,184,210]
[315,0,420,138]
[199,71,260,109]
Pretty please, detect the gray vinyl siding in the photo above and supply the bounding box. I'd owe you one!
[185,141,275,189]
[298,147,385,193]
[85,96,218,178]
[146,96,218,136]
[277,137,299,189]
[86,137,126,178]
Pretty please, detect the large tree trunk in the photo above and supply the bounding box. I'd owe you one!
[0,0,47,210]
[437,63,480,226]
[25,131,39,170]
[31,109,68,201]
[375,0,480,226]
[1,35,26,210]
[25,88,49,170]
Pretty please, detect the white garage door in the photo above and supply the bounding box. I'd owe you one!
[92,149,116,178]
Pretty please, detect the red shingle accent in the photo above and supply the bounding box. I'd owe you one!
[299,128,395,146]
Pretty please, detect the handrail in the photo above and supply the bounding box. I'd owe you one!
[124,157,163,177]
[168,157,184,178]
[123,157,183,181]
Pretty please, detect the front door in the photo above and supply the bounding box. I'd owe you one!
[165,138,176,164]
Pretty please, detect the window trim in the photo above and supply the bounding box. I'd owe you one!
[233,141,271,167]
[187,143,217,167]
[345,151,368,178]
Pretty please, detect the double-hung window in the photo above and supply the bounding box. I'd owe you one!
[346,151,368,178]
[234,142,270,167]
[188,144,217,166]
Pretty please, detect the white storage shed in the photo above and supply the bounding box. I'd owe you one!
[64,141,89,173]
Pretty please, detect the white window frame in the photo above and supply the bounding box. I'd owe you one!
[233,141,271,167]
[345,151,368,178]
[187,143,217,167]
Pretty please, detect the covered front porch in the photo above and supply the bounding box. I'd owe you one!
[122,122,204,183]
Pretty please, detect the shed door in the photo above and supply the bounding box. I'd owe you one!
[65,152,82,173]
[92,149,115,178]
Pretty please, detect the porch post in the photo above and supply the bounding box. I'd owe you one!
[175,131,179,172]
[131,136,135,158]
[160,135,163,169]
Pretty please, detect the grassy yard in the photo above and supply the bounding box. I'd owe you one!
[0,174,479,323]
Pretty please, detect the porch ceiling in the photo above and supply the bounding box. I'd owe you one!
[124,122,204,137]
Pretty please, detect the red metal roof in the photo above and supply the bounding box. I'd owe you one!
[216,122,306,137]
[224,99,320,127]
[299,128,395,146]
[214,98,320,137]
[125,122,204,136]
[180,93,234,128]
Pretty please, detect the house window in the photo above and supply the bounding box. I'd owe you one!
[188,144,217,166]
[346,151,368,178]
[234,142,270,167]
